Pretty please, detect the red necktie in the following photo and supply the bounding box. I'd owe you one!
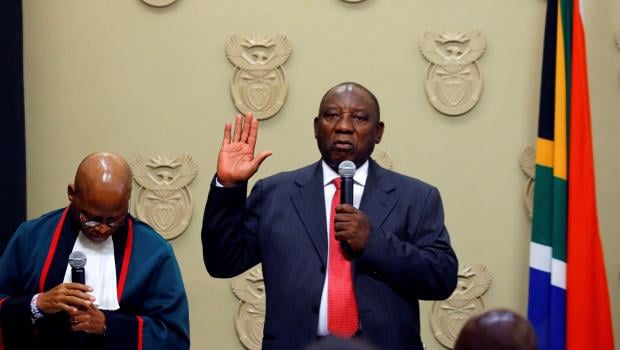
[327,177,359,337]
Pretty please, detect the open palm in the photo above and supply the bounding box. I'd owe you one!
[217,113,272,187]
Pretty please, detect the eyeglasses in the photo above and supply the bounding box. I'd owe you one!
[78,210,127,229]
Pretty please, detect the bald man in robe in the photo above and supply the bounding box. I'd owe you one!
[0,152,189,350]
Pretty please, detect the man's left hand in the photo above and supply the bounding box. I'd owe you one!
[69,303,106,335]
[334,204,371,254]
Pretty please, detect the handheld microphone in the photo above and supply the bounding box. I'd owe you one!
[338,161,356,255]
[338,160,356,206]
[69,251,87,284]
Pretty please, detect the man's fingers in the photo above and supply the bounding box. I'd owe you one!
[335,204,357,214]
[240,113,253,143]
[232,114,243,142]
[334,230,352,243]
[63,283,93,292]
[334,222,352,232]
[222,122,232,145]
[62,286,95,301]
[64,295,93,309]
[252,151,273,169]
[246,115,259,148]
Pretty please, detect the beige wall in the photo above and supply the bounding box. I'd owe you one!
[22,1,619,349]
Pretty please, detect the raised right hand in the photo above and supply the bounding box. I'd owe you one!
[37,283,95,314]
[216,113,272,187]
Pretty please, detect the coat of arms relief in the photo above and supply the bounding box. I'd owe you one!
[130,154,198,239]
[430,263,493,349]
[420,30,487,116]
[231,265,265,350]
[226,34,293,120]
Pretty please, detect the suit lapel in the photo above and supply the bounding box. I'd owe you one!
[291,162,328,266]
[360,160,397,228]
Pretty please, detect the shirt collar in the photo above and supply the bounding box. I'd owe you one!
[322,160,369,187]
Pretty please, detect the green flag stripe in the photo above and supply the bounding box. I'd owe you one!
[531,165,568,263]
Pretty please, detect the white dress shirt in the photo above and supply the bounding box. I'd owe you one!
[317,160,368,335]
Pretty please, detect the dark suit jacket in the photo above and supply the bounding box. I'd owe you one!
[202,160,457,350]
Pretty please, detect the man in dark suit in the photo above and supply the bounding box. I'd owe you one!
[202,82,457,350]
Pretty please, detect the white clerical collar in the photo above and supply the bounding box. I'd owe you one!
[321,160,369,187]
[63,232,120,310]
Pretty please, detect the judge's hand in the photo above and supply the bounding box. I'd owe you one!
[216,113,272,187]
[37,283,95,314]
[69,303,106,335]
[334,205,372,254]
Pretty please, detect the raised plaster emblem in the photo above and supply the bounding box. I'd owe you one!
[420,30,487,116]
[519,145,536,219]
[226,34,293,120]
[231,265,265,350]
[430,263,492,349]
[341,0,367,2]
[140,0,177,7]
[371,147,393,169]
[130,154,198,240]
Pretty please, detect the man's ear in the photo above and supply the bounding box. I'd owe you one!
[375,121,385,144]
[68,184,76,202]
[313,117,319,138]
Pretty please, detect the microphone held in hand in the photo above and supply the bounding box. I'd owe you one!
[338,161,357,255]
[338,160,356,206]
[69,251,87,284]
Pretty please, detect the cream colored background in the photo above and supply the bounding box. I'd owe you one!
[22,1,619,349]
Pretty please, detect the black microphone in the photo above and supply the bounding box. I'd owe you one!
[338,161,356,256]
[69,251,87,284]
[338,160,356,206]
[68,251,88,341]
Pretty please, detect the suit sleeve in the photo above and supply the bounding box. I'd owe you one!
[358,186,458,300]
[201,176,262,278]
[102,245,189,350]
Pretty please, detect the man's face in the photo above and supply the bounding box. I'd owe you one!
[314,85,384,170]
[69,185,130,243]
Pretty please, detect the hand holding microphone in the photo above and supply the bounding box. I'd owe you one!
[36,251,94,315]
[335,161,372,256]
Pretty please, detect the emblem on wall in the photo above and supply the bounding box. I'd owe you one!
[420,30,487,116]
[231,265,266,350]
[519,145,536,219]
[226,34,293,120]
[140,0,178,7]
[130,154,198,240]
[430,263,492,349]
